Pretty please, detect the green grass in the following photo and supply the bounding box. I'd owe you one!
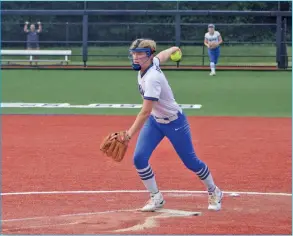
[2,45,292,67]
[2,70,292,117]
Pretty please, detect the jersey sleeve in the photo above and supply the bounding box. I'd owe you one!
[153,57,160,66]
[143,76,161,101]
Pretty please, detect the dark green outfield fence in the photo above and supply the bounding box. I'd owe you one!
[1,2,292,68]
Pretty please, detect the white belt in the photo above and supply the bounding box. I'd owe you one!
[153,113,179,124]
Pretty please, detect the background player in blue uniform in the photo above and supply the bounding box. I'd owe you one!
[204,24,223,76]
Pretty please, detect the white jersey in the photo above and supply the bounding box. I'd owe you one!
[205,31,221,44]
[137,57,182,118]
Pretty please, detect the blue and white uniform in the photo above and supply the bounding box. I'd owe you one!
[128,50,222,212]
[205,31,221,65]
[134,57,212,184]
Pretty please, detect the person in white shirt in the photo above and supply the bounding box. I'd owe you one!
[204,24,223,76]
[124,38,223,212]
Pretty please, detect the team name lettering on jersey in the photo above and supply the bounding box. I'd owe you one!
[205,31,221,43]
[138,84,144,96]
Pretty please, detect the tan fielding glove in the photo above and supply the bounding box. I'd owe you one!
[100,131,131,162]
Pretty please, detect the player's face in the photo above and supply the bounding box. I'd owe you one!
[132,51,148,65]
[208,27,214,34]
[30,24,35,31]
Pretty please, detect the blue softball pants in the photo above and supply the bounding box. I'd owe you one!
[133,111,206,173]
[208,47,220,64]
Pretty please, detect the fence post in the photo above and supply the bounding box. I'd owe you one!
[276,13,288,69]
[281,17,288,69]
[202,44,205,66]
[276,14,282,68]
[175,13,181,68]
[175,14,181,47]
[82,14,88,67]
[65,22,69,47]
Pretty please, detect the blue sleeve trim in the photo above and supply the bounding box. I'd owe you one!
[144,96,159,101]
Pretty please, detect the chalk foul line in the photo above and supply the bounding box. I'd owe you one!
[1,102,202,109]
[1,189,291,196]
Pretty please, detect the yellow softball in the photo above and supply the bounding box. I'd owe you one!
[170,50,182,62]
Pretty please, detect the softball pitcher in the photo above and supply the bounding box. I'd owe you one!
[204,24,223,76]
[126,38,223,212]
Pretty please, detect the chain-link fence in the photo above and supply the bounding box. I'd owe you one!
[1,10,291,67]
